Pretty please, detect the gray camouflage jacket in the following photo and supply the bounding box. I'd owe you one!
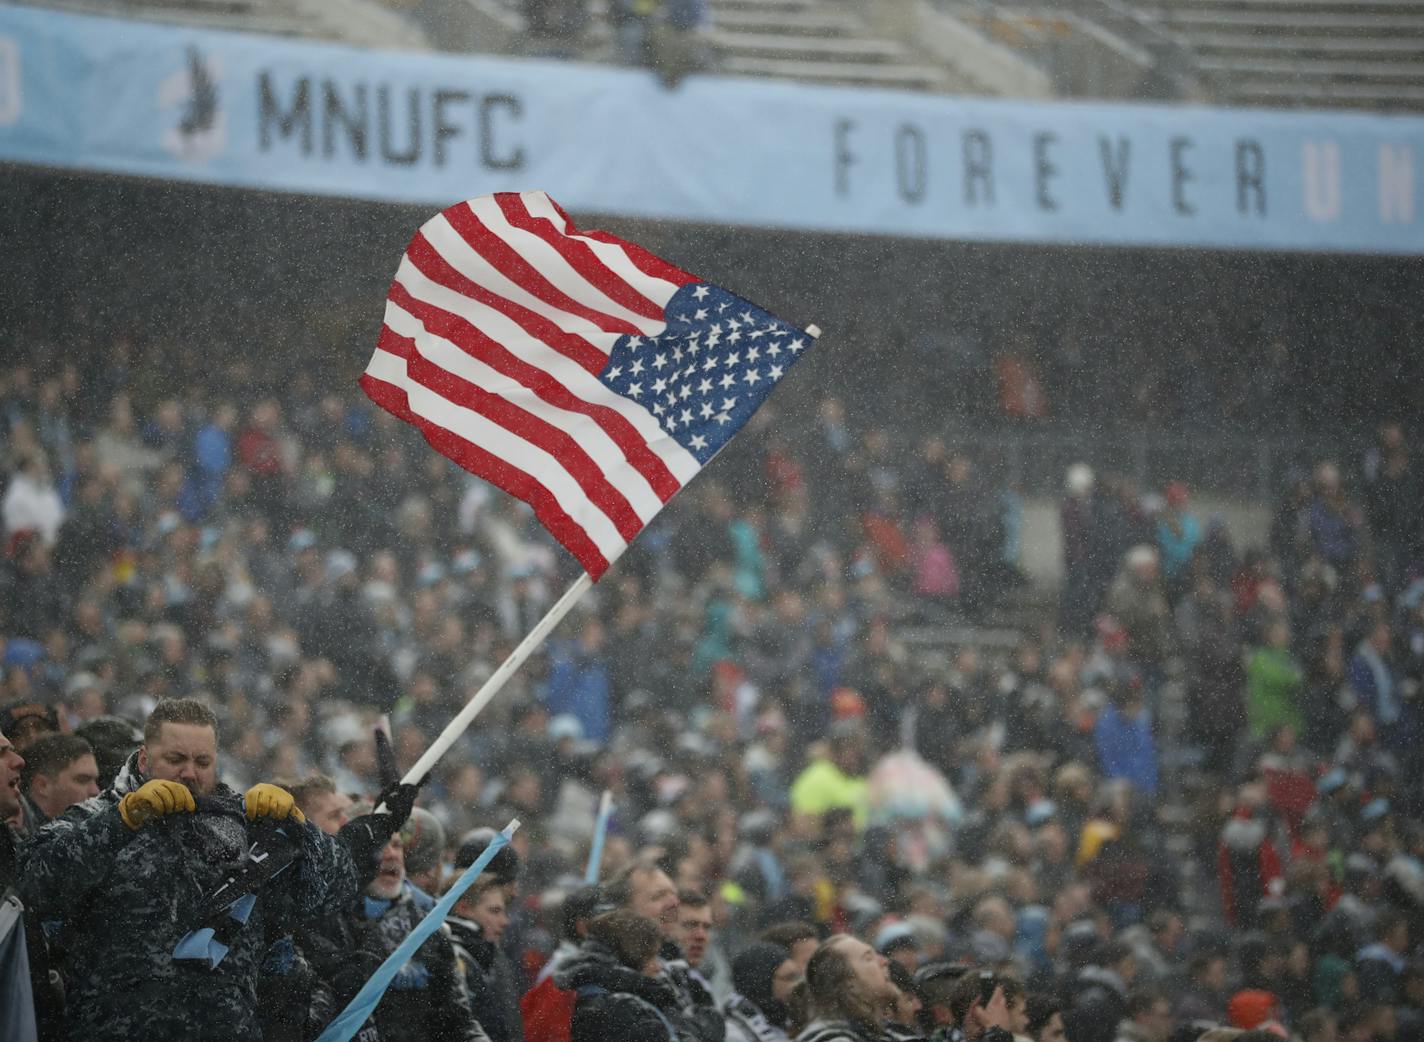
[18,754,357,1042]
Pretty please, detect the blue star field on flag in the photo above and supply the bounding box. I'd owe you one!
[596,283,811,465]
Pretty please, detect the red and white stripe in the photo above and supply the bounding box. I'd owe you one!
[360,191,703,578]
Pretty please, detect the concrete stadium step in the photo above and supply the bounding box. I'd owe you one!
[1192,33,1424,58]
[707,30,911,62]
[1228,78,1424,105]
[710,6,865,36]
[720,55,952,89]
[1199,56,1424,81]
[708,0,827,13]
[1163,8,1424,33]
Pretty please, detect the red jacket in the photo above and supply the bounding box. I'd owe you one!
[521,974,575,1042]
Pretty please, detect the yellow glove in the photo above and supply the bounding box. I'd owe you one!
[119,779,197,830]
[245,783,305,824]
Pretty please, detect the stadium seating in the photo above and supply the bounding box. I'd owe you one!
[464,0,969,90]
[25,0,429,49]
[1147,0,1424,110]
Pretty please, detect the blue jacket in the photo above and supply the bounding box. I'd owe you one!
[544,641,612,742]
[1094,702,1158,795]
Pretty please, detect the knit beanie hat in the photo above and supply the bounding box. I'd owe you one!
[733,942,795,1028]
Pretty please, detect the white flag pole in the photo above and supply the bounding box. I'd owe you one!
[392,322,822,793]
[396,571,594,787]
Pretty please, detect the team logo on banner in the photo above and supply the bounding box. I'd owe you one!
[160,45,225,163]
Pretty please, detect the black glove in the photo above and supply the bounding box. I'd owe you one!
[336,776,427,889]
[375,779,423,833]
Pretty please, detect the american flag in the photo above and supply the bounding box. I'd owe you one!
[359,191,816,579]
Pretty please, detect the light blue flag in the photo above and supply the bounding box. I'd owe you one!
[315,819,520,1042]
[583,791,613,885]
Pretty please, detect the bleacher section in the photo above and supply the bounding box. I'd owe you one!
[958,0,1424,112]
[18,0,429,49]
[1142,0,1424,110]
[466,0,973,91]
[15,0,1424,110]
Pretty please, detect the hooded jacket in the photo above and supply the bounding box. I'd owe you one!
[555,938,723,1042]
[18,752,357,1042]
[449,913,526,1042]
[301,879,487,1042]
[723,941,793,1042]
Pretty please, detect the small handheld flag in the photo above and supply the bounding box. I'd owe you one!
[584,790,614,884]
[359,191,817,579]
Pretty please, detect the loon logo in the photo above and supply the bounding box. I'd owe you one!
[160,45,225,163]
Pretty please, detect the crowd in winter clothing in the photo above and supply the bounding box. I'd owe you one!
[1,340,1424,1042]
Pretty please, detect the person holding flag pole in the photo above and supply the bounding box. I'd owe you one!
[315,190,822,1042]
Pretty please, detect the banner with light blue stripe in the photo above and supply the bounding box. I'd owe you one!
[1,3,1422,253]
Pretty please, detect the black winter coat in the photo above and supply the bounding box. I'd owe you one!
[18,757,356,1042]
[301,884,487,1042]
[449,915,525,1042]
[555,940,722,1042]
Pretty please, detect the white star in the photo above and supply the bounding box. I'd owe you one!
[769,364,784,380]
[687,342,700,357]
[690,434,708,450]
[721,397,737,411]
[672,346,684,363]
[789,338,806,353]
[744,369,760,385]
[679,409,693,426]
[767,342,782,358]
[627,382,643,398]
[697,378,713,394]
[746,346,760,363]
[694,308,708,321]
[727,318,742,332]
[703,357,717,372]
[749,328,768,340]
[723,351,740,367]
[627,336,643,349]
[715,411,731,425]
[652,353,668,371]
[728,330,743,344]
[652,401,664,416]
[679,384,692,401]
[699,402,714,419]
[692,285,709,300]
[664,393,677,409]
[607,365,623,379]
[720,373,736,390]
[740,311,755,323]
[630,358,645,375]
[717,302,728,312]
[652,377,668,394]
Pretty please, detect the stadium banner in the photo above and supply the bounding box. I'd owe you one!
[1,4,1422,254]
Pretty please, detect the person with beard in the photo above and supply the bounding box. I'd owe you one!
[723,942,804,1042]
[797,935,946,1042]
[450,873,526,1042]
[17,698,357,1042]
[314,824,487,1042]
[557,909,720,1042]
[886,961,928,1042]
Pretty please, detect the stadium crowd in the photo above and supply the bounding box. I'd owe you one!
[1,335,1423,1042]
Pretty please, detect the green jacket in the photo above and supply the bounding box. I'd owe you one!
[1245,645,1304,738]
